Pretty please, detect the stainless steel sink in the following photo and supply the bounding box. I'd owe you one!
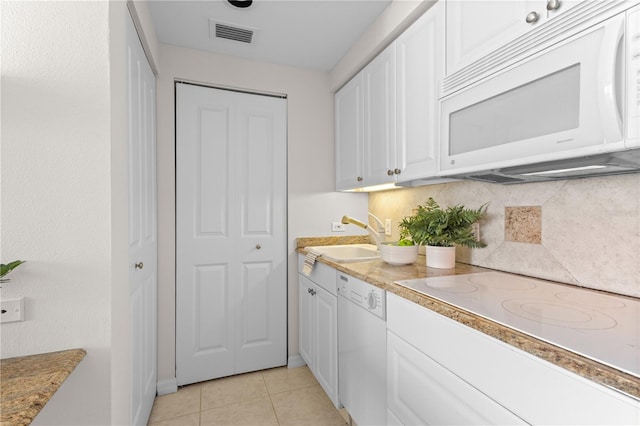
[307,244,379,263]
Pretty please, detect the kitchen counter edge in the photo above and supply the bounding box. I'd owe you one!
[1,348,87,425]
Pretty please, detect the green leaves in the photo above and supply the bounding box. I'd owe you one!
[0,260,26,279]
[399,198,487,248]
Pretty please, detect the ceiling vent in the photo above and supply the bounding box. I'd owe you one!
[209,20,255,44]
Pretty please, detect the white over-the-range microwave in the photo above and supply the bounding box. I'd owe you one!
[439,1,640,184]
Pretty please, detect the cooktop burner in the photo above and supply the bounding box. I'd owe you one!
[395,271,640,378]
[501,298,617,330]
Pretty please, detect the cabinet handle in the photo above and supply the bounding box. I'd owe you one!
[387,169,394,176]
[546,0,561,11]
[310,289,316,296]
[307,288,312,294]
[135,262,144,270]
[357,176,363,182]
[525,11,539,23]
[394,168,401,175]
[256,244,261,249]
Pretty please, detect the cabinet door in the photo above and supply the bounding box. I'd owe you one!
[363,43,396,187]
[335,72,364,190]
[387,332,527,426]
[388,293,640,425]
[446,1,535,75]
[298,275,314,368]
[395,1,444,181]
[313,284,339,406]
[446,1,582,76]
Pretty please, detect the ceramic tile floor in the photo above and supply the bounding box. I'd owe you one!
[147,366,349,426]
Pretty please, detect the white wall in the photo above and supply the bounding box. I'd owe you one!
[156,44,367,386]
[1,1,116,424]
[330,0,434,91]
[109,2,134,425]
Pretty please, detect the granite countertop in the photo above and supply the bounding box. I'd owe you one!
[297,236,640,400]
[1,349,86,425]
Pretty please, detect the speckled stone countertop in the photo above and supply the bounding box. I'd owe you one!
[1,349,86,425]
[297,237,640,400]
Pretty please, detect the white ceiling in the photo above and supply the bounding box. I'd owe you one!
[147,0,392,72]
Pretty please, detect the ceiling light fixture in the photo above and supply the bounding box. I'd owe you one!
[227,0,253,8]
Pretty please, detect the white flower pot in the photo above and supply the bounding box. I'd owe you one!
[379,242,419,265]
[426,245,456,269]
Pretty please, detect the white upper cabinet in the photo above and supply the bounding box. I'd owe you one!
[335,73,364,190]
[395,1,444,181]
[446,0,581,76]
[363,43,397,188]
[335,43,396,191]
[335,2,445,190]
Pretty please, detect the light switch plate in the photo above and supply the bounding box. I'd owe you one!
[385,219,392,236]
[1,298,25,323]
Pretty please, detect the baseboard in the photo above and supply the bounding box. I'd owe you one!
[156,377,178,395]
[287,354,306,369]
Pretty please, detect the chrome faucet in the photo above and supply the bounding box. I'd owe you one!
[341,213,385,247]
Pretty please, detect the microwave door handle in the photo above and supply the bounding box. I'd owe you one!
[597,14,625,143]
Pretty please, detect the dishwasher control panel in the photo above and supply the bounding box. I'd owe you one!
[337,273,386,320]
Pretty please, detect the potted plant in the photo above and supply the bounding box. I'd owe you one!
[399,198,487,268]
[0,260,26,283]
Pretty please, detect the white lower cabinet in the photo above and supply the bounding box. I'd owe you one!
[297,257,340,408]
[387,293,640,425]
[387,331,526,425]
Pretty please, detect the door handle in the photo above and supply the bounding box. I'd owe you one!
[135,262,144,270]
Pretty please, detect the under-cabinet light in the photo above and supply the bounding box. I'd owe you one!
[520,165,607,176]
[345,182,400,193]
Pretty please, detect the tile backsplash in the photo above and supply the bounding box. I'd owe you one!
[369,174,640,298]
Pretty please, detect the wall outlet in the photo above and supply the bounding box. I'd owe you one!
[385,219,392,236]
[332,222,345,232]
[1,297,25,323]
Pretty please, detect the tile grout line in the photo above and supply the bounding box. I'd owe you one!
[198,383,203,426]
[262,371,282,425]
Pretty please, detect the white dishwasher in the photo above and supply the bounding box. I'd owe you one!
[337,272,387,426]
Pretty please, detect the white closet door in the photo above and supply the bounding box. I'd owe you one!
[127,13,157,426]
[176,83,287,386]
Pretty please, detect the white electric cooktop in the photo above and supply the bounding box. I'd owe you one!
[395,271,640,378]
